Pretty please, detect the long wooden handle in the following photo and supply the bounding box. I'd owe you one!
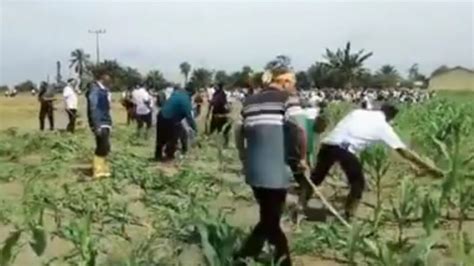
[302,168,380,255]
[303,168,351,229]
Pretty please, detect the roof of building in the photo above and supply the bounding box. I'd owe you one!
[431,66,474,78]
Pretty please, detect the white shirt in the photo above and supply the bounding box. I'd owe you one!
[132,87,152,115]
[304,107,320,120]
[164,87,174,100]
[63,85,78,110]
[207,87,215,100]
[323,109,406,154]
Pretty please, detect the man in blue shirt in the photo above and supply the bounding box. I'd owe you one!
[154,85,197,161]
[86,69,113,179]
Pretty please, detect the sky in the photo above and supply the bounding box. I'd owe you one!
[0,0,473,86]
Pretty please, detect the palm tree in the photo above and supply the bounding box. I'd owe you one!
[308,62,336,88]
[145,70,168,90]
[379,65,398,76]
[376,65,400,88]
[179,62,192,84]
[69,49,91,82]
[190,68,213,89]
[408,63,419,81]
[323,42,373,88]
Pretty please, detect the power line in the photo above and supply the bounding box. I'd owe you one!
[88,29,106,64]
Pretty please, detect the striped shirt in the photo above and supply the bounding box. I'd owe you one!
[239,87,301,189]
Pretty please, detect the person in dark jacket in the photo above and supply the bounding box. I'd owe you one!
[38,81,56,131]
[154,85,197,161]
[234,69,300,266]
[87,70,113,179]
[207,83,231,146]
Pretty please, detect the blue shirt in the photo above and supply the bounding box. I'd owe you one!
[87,82,112,129]
[160,89,196,130]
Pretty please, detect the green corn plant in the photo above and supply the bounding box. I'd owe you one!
[420,192,441,237]
[345,223,371,265]
[57,214,97,266]
[192,208,245,266]
[429,109,473,234]
[448,232,474,265]
[0,208,47,266]
[363,238,399,266]
[400,236,437,266]
[0,230,22,266]
[360,144,391,225]
[390,176,419,248]
[104,233,177,266]
[0,179,50,266]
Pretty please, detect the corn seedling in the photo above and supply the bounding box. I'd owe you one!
[390,176,419,248]
[420,191,441,237]
[360,144,391,226]
[57,214,98,266]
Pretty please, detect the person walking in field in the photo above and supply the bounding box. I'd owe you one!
[38,81,56,131]
[132,84,153,139]
[288,101,329,226]
[310,103,444,219]
[234,69,301,266]
[121,87,136,125]
[86,69,113,179]
[193,90,204,117]
[63,79,78,133]
[154,85,197,162]
[207,83,231,146]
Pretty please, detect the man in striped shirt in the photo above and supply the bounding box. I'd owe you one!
[234,70,301,266]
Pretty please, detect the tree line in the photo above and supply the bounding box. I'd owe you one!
[3,42,448,93]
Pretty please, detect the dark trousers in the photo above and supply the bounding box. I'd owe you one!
[66,109,77,133]
[39,101,54,131]
[155,113,179,160]
[194,104,202,117]
[237,187,291,266]
[127,107,136,125]
[95,128,110,157]
[137,113,152,139]
[209,115,231,146]
[177,123,188,154]
[311,144,365,200]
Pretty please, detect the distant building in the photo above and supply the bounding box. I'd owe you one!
[428,66,474,91]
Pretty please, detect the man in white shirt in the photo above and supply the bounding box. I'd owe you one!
[63,79,78,133]
[310,104,443,219]
[132,85,153,139]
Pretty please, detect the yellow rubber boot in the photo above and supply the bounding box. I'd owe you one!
[93,156,110,179]
[102,158,111,177]
[92,155,103,179]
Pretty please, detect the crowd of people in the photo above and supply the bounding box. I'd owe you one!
[22,68,446,265]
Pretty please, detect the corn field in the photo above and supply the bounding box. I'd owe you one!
[0,92,473,265]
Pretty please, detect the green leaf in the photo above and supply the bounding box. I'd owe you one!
[402,236,436,265]
[0,230,22,266]
[197,224,217,266]
[29,210,47,256]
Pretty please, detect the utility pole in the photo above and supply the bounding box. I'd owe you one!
[88,29,106,64]
[56,61,62,84]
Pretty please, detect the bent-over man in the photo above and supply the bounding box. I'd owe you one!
[310,104,443,219]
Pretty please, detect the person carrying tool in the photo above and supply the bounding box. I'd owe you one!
[206,83,231,146]
[154,85,197,162]
[234,68,301,266]
[310,103,443,219]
